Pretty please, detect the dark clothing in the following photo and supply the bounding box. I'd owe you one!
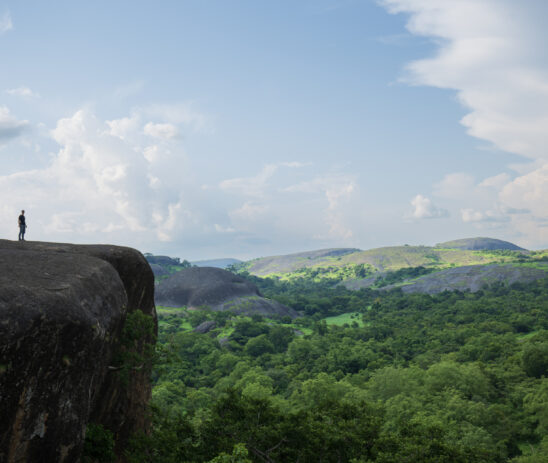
[18,214,26,241]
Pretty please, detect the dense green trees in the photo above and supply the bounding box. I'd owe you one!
[127,278,548,462]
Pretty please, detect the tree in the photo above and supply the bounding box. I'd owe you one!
[207,444,252,463]
[523,342,548,378]
[244,335,275,357]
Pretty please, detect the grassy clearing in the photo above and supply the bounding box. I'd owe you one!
[156,306,192,331]
[216,326,235,339]
[156,305,186,314]
[517,331,539,340]
[324,312,364,327]
[156,308,311,339]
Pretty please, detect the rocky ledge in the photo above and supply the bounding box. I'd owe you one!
[0,240,157,463]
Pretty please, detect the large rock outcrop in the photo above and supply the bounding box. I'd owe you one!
[155,267,298,318]
[436,237,526,251]
[382,264,547,294]
[0,240,157,463]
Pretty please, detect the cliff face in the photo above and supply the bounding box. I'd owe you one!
[0,240,157,463]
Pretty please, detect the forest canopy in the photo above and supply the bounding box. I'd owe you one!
[123,274,548,463]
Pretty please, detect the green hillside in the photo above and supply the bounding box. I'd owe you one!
[243,243,532,279]
[128,241,548,461]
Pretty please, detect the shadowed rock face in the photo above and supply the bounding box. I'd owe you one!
[156,267,298,318]
[0,240,157,463]
[382,264,547,294]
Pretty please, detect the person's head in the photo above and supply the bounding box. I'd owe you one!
[21,210,25,215]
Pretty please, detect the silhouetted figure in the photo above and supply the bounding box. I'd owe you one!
[18,210,26,241]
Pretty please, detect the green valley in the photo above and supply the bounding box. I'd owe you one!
[128,239,548,462]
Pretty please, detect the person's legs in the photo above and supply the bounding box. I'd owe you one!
[19,225,25,241]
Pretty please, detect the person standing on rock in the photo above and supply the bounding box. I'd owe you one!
[18,210,26,241]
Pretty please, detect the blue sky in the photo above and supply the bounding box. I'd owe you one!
[0,0,546,259]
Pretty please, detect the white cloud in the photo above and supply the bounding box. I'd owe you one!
[461,208,510,224]
[0,10,12,34]
[106,114,140,140]
[106,103,207,143]
[0,106,29,142]
[6,87,39,98]
[230,202,269,221]
[499,164,548,242]
[434,172,475,200]
[382,0,548,246]
[144,103,208,133]
[218,164,360,244]
[0,108,192,245]
[478,173,511,189]
[143,122,179,139]
[219,163,299,197]
[214,223,236,233]
[283,174,358,240]
[0,104,364,255]
[408,194,448,219]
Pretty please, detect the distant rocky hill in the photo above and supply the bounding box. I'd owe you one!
[192,258,242,269]
[243,238,527,276]
[385,264,547,294]
[155,267,297,318]
[245,248,360,275]
[437,237,526,251]
[342,263,548,294]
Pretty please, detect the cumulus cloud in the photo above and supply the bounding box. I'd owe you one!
[432,171,532,227]
[408,194,449,219]
[381,0,548,246]
[144,103,208,133]
[500,165,548,216]
[433,173,476,200]
[0,10,12,34]
[220,164,280,198]
[0,106,29,142]
[0,103,363,256]
[105,114,140,140]
[219,164,359,243]
[219,163,308,198]
[478,173,511,189]
[281,174,358,240]
[143,122,179,139]
[0,108,193,246]
[461,208,510,224]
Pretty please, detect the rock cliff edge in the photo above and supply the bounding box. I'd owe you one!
[0,240,157,463]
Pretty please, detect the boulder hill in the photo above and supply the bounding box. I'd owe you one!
[155,267,297,318]
[0,240,157,463]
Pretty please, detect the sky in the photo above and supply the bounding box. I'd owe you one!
[0,0,546,260]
